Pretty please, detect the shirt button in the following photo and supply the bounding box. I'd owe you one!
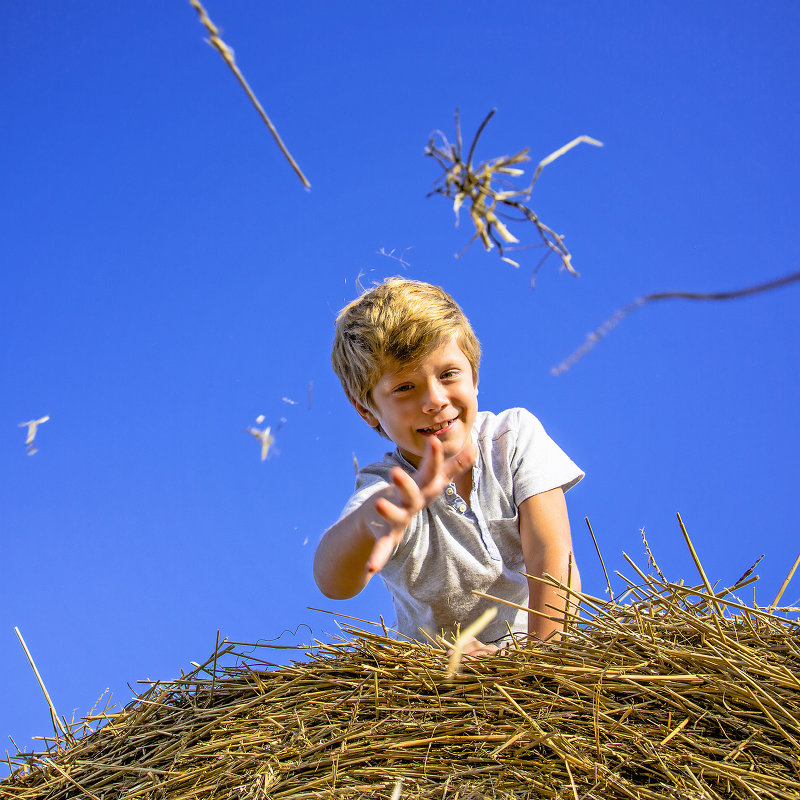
[445,486,455,496]
[458,503,467,513]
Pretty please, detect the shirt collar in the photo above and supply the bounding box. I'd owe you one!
[387,427,481,475]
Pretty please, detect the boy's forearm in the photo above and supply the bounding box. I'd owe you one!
[518,488,578,641]
[313,510,376,599]
[526,548,581,640]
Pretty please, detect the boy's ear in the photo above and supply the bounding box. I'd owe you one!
[354,401,379,428]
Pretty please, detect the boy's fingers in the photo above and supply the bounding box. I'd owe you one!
[410,439,477,503]
[390,467,425,512]
[413,437,443,490]
[458,638,500,658]
[375,494,413,526]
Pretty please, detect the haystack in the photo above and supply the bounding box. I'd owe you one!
[4,531,799,799]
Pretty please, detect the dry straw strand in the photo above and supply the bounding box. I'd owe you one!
[14,627,69,745]
[769,552,800,612]
[189,0,311,189]
[444,607,497,680]
[18,415,49,455]
[551,269,800,375]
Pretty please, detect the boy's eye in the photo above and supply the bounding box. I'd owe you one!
[441,370,458,380]
[393,383,413,393]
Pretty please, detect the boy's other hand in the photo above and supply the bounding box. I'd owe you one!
[367,437,476,574]
[451,637,501,658]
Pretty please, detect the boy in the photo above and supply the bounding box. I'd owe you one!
[314,278,583,652]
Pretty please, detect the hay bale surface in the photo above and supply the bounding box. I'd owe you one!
[3,567,800,799]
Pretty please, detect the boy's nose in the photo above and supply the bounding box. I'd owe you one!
[422,381,447,412]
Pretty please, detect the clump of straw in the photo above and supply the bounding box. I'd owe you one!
[4,518,799,799]
[426,109,602,285]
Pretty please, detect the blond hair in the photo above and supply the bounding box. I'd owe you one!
[332,278,480,433]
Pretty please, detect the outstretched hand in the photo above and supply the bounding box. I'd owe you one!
[366,437,476,575]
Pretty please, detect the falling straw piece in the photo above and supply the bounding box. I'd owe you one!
[189,0,310,189]
[18,416,49,446]
[551,269,800,375]
[530,135,604,185]
[446,608,497,679]
[18,415,49,455]
[426,110,601,281]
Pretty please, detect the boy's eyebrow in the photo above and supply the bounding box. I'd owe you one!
[381,358,464,383]
[379,361,419,382]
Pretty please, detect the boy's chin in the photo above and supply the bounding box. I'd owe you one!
[422,430,470,456]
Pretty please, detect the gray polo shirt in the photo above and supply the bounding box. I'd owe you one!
[337,407,584,644]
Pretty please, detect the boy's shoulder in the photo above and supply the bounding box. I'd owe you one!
[473,406,541,440]
[348,447,416,501]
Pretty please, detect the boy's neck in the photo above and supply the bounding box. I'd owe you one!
[454,471,473,505]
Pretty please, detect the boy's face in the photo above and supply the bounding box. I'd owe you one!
[357,335,478,468]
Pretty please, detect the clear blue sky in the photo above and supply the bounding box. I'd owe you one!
[3,1,799,755]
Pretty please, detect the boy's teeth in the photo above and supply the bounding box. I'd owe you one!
[422,420,451,433]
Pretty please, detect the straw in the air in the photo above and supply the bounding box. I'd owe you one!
[426,109,602,285]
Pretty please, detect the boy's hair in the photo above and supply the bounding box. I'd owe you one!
[332,278,481,431]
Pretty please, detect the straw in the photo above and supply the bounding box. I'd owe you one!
[586,517,613,600]
[769,552,800,612]
[13,628,68,744]
[444,608,497,680]
[189,0,310,189]
[4,528,799,799]
[425,109,601,284]
[551,269,800,375]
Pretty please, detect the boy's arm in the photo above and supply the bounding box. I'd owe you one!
[314,437,476,600]
[518,487,580,641]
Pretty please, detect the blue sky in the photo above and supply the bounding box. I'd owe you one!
[3,1,799,756]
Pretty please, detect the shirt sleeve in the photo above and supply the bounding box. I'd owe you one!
[509,408,584,505]
[333,462,420,561]
[338,469,391,520]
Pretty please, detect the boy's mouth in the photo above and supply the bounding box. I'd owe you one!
[418,418,456,435]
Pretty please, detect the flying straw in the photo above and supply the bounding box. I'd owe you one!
[426,109,601,282]
[18,416,49,455]
[189,0,310,189]
[244,416,283,460]
[445,607,497,680]
[552,269,800,375]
